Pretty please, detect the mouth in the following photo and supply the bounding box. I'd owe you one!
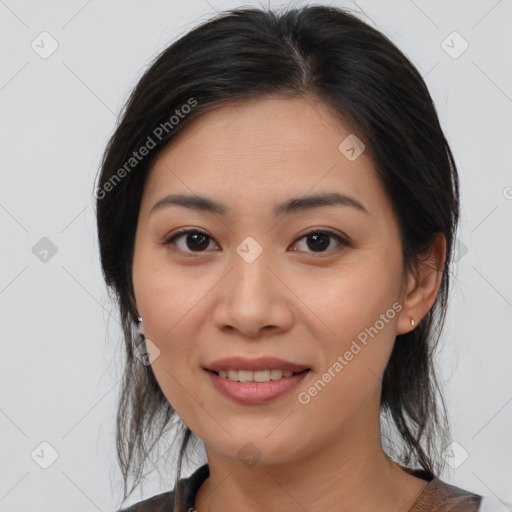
[203,365,312,404]
[203,356,312,404]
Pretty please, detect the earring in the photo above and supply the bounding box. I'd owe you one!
[410,317,415,327]
[137,316,145,336]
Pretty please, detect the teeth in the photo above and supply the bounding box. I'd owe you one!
[216,369,296,382]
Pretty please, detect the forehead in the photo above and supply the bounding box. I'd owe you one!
[142,96,392,221]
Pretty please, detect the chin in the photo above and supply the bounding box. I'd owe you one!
[204,432,307,468]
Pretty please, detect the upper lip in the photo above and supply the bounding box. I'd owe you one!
[205,356,310,373]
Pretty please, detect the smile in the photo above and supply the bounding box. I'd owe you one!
[205,368,311,404]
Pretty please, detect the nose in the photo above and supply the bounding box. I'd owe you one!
[212,244,294,338]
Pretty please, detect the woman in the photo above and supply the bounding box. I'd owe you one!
[95,4,497,511]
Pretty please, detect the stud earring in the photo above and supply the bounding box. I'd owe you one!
[137,316,145,336]
[410,317,415,327]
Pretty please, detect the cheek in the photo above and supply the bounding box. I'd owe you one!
[295,262,401,398]
[295,308,398,437]
[134,256,215,339]
[293,257,401,338]
[148,324,210,427]
[137,283,215,419]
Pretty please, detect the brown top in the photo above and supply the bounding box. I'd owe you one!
[119,463,483,511]
[400,465,482,511]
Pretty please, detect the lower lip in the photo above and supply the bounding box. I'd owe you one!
[205,369,310,404]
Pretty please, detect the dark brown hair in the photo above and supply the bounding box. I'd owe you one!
[95,4,458,509]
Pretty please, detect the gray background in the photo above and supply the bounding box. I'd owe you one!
[0,0,511,510]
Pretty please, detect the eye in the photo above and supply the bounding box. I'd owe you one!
[162,228,349,256]
[162,229,219,254]
[290,229,349,254]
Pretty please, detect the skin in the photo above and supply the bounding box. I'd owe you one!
[132,94,446,512]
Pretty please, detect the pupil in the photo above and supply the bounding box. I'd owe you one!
[187,233,209,251]
[308,233,329,251]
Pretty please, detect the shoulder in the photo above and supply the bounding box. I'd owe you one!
[115,464,210,512]
[426,480,512,511]
[411,476,482,511]
[117,490,174,512]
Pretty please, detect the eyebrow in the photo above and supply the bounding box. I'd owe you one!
[149,191,369,217]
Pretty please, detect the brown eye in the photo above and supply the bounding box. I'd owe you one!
[163,230,218,253]
[291,230,348,254]
[163,228,348,256]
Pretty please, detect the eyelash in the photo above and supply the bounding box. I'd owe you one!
[161,228,349,257]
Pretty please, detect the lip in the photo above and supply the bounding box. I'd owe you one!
[204,356,310,373]
[205,368,310,405]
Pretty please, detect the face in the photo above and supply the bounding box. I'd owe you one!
[132,95,412,466]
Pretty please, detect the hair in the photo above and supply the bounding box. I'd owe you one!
[95,3,459,509]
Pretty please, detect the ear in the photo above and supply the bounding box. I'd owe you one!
[396,233,447,335]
